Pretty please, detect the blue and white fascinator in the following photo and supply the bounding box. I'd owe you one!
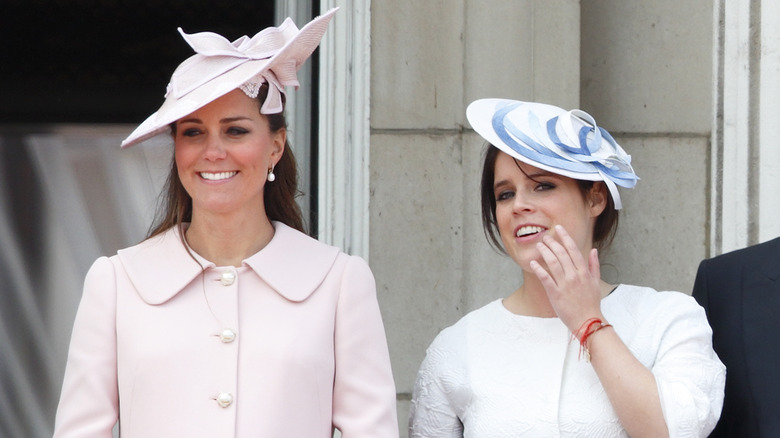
[466,99,638,209]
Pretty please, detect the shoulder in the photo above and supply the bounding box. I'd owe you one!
[85,255,116,279]
[416,301,506,400]
[117,226,198,276]
[427,300,502,354]
[336,252,375,284]
[607,284,706,323]
[272,223,374,282]
[245,222,361,302]
[609,284,690,305]
[81,256,119,295]
[259,222,342,266]
[76,256,121,315]
[605,286,717,366]
[115,227,204,304]
[418,305,488,375]
[120,226,186,259]
[694,237,780,301]
[702,235,780,269]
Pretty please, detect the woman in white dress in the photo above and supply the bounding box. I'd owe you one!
[409,99,725,438]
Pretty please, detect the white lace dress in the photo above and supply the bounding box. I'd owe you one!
[409,284,725,438]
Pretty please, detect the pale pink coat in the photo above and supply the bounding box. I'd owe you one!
[53,222,398,437]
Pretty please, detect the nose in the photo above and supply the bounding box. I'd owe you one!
[203,135,226,161]
[511,191,533,214]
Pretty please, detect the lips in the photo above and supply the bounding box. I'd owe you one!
[515,225,545,238]
[199,171,237,181]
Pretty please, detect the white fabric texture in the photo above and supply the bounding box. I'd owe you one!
[409,284,725,438]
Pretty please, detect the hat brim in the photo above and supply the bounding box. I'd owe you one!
[120,8,337,148]
[466,98,604,182]
[121,59,272,147]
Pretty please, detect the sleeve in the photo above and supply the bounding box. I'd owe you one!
[650,292,726,438]
[408,335,464,438]
[53,257,119,438]
[691,259,711,313]
[331,256,399,437]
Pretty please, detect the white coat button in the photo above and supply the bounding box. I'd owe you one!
[220,271,236,286]
[216,392,233,408]
[219,328,236,343]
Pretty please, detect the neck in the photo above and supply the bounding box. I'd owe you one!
[503,274,557,317]
[502,269,614,318]
[185,207,275,267]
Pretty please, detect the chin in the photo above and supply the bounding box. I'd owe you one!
[507,252,533,270]
[194,200,240,214]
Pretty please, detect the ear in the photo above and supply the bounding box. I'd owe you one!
[588,182,608,218]
[270,127,286,164]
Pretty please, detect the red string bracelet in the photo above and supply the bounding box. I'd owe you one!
[572,317,613,362]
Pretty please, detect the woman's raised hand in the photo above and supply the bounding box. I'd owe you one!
[529,225,604,333]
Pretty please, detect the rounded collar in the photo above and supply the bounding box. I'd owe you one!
[116,222,340,304]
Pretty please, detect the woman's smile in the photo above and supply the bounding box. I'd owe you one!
[198,171,238,182]
[514,224,547,241]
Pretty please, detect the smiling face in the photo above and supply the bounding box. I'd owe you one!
[173,89,285,218]
[492,151,606,271]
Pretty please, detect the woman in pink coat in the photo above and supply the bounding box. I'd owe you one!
[53,8,398,437]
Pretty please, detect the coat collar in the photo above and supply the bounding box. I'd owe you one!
[116,222,340,305]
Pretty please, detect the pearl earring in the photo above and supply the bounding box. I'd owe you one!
[267,166,276,182]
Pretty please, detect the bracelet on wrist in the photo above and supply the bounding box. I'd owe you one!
[571,317,612,362]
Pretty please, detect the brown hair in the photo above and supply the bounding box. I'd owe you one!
[480,145,619,253]
[146,83,305,240]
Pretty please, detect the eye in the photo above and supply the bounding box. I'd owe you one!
[181,128,201,138]
[226,126,249,136]
[496,190,514,201]
[534,182,555,191]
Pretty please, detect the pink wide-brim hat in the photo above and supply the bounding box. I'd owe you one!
[121,8,338,148]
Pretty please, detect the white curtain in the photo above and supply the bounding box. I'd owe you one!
[0,128,169,437]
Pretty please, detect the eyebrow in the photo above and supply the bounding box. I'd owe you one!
[526,171,557,179]
[493,179,511,191]
[177,116,253,125]
[493,170,560,191]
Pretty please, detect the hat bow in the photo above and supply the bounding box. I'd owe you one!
[166,19,302,113]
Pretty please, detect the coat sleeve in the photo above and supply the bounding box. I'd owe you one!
[408,336,465,438]
[649,292,726,438]
[331,255,399,437]
[53,256,119,438]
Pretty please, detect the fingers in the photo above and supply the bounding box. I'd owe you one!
[531,226,604,331]
[535,239,566,281]
[535,226,584,278]
[530,259,558,290]
[533,225,602,287]
[589,248,601,278]
[551,225,587,268]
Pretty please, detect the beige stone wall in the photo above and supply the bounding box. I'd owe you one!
[368,0,713,435]
[581,0,713,294]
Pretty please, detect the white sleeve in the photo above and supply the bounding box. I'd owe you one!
[409,335,465,438]
[650,293,726,438]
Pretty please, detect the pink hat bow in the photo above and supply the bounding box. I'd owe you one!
[167,18,303,114]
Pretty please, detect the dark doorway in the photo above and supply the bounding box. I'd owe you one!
[1,0,275,124]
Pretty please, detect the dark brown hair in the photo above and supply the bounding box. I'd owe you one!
[480,145,619,253]
[146,83,305,240]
